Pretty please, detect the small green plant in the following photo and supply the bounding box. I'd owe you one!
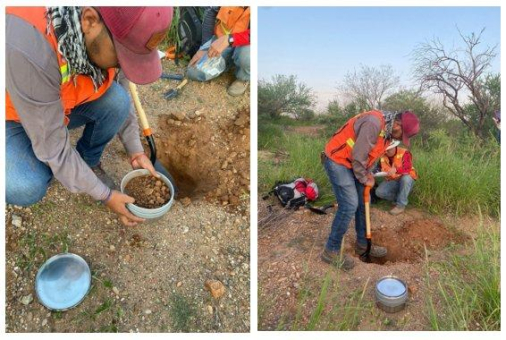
[17,232,46,271]
[94,299,113,316]
[169,293,198,332]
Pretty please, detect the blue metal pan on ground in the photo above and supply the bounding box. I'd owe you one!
[35,253,91,311]
[375,276,408,313]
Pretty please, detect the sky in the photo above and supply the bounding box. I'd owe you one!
[258,7,501,110]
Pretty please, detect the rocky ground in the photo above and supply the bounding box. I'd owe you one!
[258,197,498,331]
[5,59,250,333]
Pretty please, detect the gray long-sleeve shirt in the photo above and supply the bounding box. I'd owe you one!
[352,114,384,184]
[6,14,144,201]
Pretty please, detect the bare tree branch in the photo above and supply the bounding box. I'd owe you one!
[412,27,498,138]
[341,64,399,110]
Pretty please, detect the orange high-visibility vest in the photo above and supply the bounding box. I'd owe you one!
[214,7,250,37]
[380,147,418,181]
[325,110,388,169]
[6,7,116,125]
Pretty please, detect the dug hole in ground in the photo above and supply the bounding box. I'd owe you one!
[5,61,250,332]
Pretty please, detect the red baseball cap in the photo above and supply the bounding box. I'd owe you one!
[98,7,173,84]
[401,111,420,146]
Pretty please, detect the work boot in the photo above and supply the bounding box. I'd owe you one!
[227,79,249,97]
[321,248,355,271]
[389,205,405,215]
[91,163,118,190]
[355,243,387,258]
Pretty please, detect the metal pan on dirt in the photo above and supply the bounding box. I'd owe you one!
[35,253,91,311]
[121,169,175,220]
[375,276,408,313]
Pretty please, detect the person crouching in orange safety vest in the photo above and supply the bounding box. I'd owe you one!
[375,146,418,216]
[187,7,250,97]
[6,7,172,227]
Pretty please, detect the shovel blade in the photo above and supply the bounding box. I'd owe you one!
[164,89,178,100]
[359,240,372,263]
[153,160,178,198]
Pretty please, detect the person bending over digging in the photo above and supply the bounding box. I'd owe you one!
[375,146,418,216]
[6,7,172,226]
[187,6,250,97]
[321,110,420,270]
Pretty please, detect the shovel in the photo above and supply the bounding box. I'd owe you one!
[360,186,372,263]
[160,73,185,81]
[128,82,178,197]
[164,78,188,100]
[306,203,337,215]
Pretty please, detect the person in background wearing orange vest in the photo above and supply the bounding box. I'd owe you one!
[375,145,418,215]
[6,7,172,227]
[321,110,420,270]
[187,6,250,97]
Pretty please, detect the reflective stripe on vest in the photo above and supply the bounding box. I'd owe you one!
[60,64,70,84]
[346,138,355,148]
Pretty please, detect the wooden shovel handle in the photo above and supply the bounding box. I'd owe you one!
[364,186,371,239]
[176,78,188,90]
[128,82,151,136]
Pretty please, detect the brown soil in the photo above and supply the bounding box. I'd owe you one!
[6,60,250,333]
[258,198,485,331]
[369,219,467,264]
[124,175,171,209]
[156,107,250,209]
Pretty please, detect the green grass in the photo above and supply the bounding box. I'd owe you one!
[258,121,500,217]
[411,130,500,217]
[169,293,198,332]
[276,269,372,331]
[94,299,113,316]
[16,230,71,271]
[425,212,500,330]
[259,133,336,205]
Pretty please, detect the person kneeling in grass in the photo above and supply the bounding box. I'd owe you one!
[375,146,418,215]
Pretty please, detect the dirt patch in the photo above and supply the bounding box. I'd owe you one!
[371,219,467,264]
[124,175,170,208]
[157,107,250,209]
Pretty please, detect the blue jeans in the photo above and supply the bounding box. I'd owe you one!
[375,175,415,207]
[6,82,130,206]
[324,156,368,252]
[187,36,250,82]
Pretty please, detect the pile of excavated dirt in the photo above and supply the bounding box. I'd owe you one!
[369,219,468,264]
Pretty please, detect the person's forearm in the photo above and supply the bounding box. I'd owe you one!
[352,117,382,183]
[116,72,147,156]
[118,106,145,156]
